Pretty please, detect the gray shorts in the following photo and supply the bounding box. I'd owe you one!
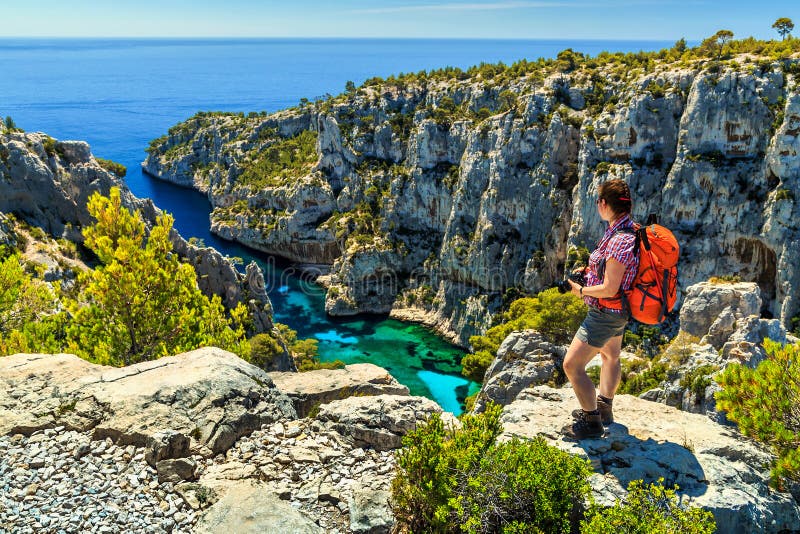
[576,306,629,348]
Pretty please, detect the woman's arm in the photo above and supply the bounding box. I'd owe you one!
[569,258,626,298]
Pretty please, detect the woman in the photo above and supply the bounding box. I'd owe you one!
[562,179,638,439]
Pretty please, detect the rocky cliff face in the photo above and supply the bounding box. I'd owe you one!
[143,57,800,345]
[0,129,281,339]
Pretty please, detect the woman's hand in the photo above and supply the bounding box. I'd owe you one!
[568,279,582,297]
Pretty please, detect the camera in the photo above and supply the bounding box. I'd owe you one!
[556,271,586,294]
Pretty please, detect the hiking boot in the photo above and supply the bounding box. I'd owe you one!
[562,410,604,440]
[571,397,614,425]
[597,396,614,425]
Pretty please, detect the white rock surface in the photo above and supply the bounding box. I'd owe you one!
[500,385,800,533]
[269,363,410,417]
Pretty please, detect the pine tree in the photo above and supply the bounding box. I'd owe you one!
[773,18,795,40]
[66,188,250,366]
[716,339,800,486]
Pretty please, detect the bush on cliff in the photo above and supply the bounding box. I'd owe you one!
[391,402,593,533]
[65,188,251,366]
[0,253,58,334]
[461,289,586,383]
[581,479,716,534]
[276,323,345,371]
[95,157,127,178]
[716,339,800,487]
[0,253,65,355]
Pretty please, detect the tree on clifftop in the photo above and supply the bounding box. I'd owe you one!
[66,187,250,366]
[773,18,795,40]
[701,30,734,61]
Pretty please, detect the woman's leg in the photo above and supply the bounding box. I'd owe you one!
[562,335,602,410]
[598,334,623,399]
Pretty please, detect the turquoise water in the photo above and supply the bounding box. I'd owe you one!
[1,38,675,413]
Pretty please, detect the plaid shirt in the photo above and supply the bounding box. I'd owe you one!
[584,214,638,312]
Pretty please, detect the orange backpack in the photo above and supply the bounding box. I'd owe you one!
[598,216,679,325]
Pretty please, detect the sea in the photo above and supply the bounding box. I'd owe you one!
[0,38,674,414]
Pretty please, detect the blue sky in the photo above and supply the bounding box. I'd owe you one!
[2,1,797,40]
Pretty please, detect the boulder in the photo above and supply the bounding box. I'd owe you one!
[0,348,296,456]
[500,385,800,533]
[314,394,446,451]
[637,282,793,418]
[145,430,190,466]
[54,140,91,163]
[156,457,198,483]
[680,282,762,349]
[349,488,394,534]
[194,481,322,534]
[269,363,409,417]
[473,329,564,413]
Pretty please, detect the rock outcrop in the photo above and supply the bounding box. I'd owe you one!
[472,282,795,419]
[315,394,449,451]
[269,363,410,417]
[500,385,800,533]
[0,129,281,342]
[638,281,793,417]
[0,348,296,456]
[680,281,764,349]
[0,349,444,532]
[472,329,565,412]
[143,58,800,345]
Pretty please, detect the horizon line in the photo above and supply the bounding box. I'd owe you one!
[0,35,690,42]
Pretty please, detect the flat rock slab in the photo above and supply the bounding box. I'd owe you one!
[315,394,448,451]
[0,348,296,455]
[194,481,323,534]
[269,363,409,417]
[500,385,800,533]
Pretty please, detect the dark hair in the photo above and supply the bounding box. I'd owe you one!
[598,179,632,216]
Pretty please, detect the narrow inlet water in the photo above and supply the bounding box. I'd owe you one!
[133,168,479,414]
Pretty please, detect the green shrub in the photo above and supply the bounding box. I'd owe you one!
[581,478,716,533]
[594,162,611,174]
[461,350,495,383]
[566,246,591,270]
[42,136,58,157]
[709,274,742,284]
[679,364,718,401]
[238,130,318,188]
[462,289,586,383]
[66,188,251,365]
[247,332,285,369]
[3,116,21,132]
[391,403,593,533]
[96,157,127,177]
[0,253,60,350]
[275,322,345,371]
[618,359,669,395]
[716,340,800,487]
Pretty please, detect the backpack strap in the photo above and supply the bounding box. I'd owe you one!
[598,226,638,281]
